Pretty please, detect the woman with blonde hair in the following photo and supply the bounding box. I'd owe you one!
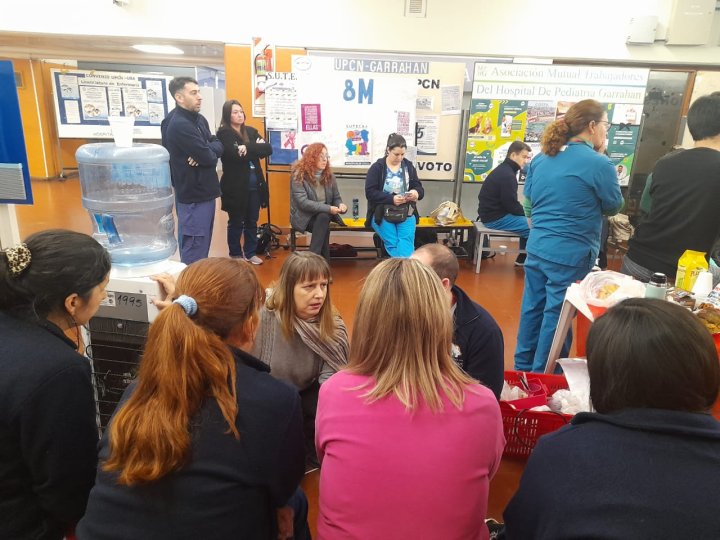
[514,99,623,373]
[77,258,308,539]
[290,142,346,259]
[315,258,504,539]
[252,251,349,468]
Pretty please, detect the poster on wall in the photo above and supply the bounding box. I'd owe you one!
[251,37,275,117]
[50,69,173,139]
[464,63,650,182]
[265,72,298,130]
[294,54,466,180]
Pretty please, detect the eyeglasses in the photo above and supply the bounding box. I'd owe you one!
[319,153,329,160]
[596,120,611,130]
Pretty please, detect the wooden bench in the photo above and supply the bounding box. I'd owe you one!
[473,222,527,273]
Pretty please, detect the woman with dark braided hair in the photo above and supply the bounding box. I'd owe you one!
[514,99,623,373]
[0,229,111,540]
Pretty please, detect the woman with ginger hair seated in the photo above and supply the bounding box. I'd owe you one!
[77,258,309,539]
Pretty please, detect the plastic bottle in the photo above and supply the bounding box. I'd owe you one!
[352,198,359,220]
[644,272,668,300]
[76,143,177,267]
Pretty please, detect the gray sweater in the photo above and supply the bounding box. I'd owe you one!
[289,173,343,232]
[251,307,340,390]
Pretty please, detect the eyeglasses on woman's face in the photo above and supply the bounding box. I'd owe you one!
[596,120,611,130]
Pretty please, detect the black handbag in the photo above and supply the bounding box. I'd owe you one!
[382,204,409,224]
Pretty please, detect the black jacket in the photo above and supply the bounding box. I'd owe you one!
[0,311,98,540]
[478,158,523,223]
[217,125,273,216]
[504,408,720,539]
[76,348,304,540]
[452,285,504,399]
[161,106,223,204]
[364,157,424,226]
[628,147,720,277]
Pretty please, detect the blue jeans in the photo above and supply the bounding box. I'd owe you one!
[285,487,311,540]
[371,217,416,258]
[514,253,592,372]
[227,190,260,258]
[620,254,655,283]
[483,214,530,239]
[176,199,216,265]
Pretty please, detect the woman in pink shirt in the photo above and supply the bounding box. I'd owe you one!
[316,258,505,540]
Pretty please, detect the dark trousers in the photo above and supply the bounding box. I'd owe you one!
[227,190,260,258]
[299,380,320,471]
[286,487,312,540]
[305,213,330,260]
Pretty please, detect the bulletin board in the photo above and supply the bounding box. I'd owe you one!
[465,63,650,185]
[50,69,173,139]
[265,54,465,181]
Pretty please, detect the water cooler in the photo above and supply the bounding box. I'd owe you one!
[77,141,184,429]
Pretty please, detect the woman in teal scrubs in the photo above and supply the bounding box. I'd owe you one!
[514,99,623,373]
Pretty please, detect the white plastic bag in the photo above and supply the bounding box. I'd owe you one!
[580,270,645,309]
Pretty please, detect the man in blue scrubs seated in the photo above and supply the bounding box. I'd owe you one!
[478,141,532,266]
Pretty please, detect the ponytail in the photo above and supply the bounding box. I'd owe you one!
[541,119,571,157]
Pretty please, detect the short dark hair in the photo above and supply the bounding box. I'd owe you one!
[507,140,531,156]
[386,133,407,152]
[414,243,459,286]
[168,77,198,102]
[587,298,719,414]
[0,229,111,320]
[687,94,720,141]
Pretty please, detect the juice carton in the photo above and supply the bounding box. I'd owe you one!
[675,249,708,291]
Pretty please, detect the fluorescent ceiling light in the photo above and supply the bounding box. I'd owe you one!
[132,44,184,55]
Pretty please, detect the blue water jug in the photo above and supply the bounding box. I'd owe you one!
[76,143,177,266]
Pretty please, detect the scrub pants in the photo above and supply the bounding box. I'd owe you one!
[371,217,416,258]
[176,199,216,265]
[514,253,592,373]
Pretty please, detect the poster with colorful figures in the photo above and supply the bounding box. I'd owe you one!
[344,125,371,165]
[465,63,649,182]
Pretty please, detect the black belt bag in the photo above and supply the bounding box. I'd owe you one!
[375,203,413,224]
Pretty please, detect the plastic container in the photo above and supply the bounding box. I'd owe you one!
[76,143,176,268]
[645,272,668,300]
[500,371,572,460]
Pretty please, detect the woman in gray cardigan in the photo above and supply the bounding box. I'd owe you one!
[252,252,349,469]
[290,143,346,259]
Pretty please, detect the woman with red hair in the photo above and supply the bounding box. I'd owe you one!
[290,143,346,259]
[76,258,308,539]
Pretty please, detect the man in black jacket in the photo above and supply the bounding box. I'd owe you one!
[623,93,720,281]
[478,140,531,266]
[161,77,224,264]
[412,244,504,398]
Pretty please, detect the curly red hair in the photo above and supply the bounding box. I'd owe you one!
[292,143,333,186]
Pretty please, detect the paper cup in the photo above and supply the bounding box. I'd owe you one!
[108,116,135,147]
[692,271,713,298]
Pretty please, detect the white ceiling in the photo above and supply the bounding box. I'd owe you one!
[0,31,225,68]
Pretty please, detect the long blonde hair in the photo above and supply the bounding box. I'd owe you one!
[103,258,263,485]
[348,258,476,411]
[266,252,337,340]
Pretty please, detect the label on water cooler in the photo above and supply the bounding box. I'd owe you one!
[97,290,149,322]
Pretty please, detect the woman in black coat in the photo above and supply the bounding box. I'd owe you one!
[217,100,272,265]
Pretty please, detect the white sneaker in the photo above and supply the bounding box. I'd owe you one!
[246,255,263,265]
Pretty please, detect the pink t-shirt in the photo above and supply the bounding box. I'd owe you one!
[316,371,505,540]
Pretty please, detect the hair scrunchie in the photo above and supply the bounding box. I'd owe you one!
[4,242,32,277]
[173,294,198,317]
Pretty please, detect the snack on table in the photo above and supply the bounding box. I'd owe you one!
[695,304,720,335]
[596,283,620,300]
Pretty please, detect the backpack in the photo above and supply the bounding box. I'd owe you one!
[256,223,282,255]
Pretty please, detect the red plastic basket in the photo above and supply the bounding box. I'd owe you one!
[501,371,573,460]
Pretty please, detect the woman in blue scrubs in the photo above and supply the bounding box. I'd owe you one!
[514,99,623,373]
